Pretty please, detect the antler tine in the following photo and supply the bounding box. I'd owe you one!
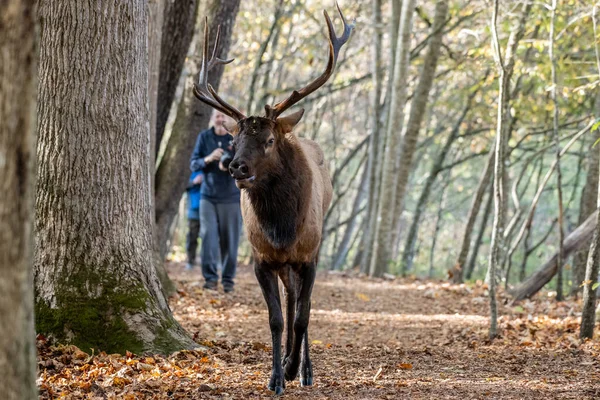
[265,1,354,120]
[193,17,246,121]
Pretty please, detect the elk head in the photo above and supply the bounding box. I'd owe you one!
[192,2,353,190]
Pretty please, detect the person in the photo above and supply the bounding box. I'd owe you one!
[190,110,242,292]
[185,170,203,270]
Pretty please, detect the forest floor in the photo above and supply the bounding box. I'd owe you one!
[38,262,600,399]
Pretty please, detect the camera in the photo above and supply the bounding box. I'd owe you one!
[219,139,235,169]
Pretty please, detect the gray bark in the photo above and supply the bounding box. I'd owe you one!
[35,0,194,354]
[402,83,477,274]
[154,0,241,260]
[386,1,449,274]
[511,210,598,301]
[360,0,384,274]
[369,0,416,277]
[0,1,38,398]
[465,185,494,281]
[155,0,199,153]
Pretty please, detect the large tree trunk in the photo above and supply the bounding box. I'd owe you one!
[368,0,416,277]
[0,1,38,398]
[35,0,194,355]
[154,0,241,260]
[155,0,199,154]
[510,210,598,301]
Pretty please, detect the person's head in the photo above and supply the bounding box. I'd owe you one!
[211,110,228,136]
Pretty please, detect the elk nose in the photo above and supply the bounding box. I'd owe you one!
[229,160,250,179]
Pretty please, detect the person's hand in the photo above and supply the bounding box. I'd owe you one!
[205,148,224,163]
[192,174,203,185]
[219,161,228,172]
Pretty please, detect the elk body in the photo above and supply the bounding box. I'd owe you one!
[192,4,352,395]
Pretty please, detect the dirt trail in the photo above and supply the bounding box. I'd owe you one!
[37,263,600,399]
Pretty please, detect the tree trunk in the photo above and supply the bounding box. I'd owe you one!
[154,0,241,260]
[510,210,598,301]
[35,0,194,354]
[360,0,384,274]
[465,185,493,281]
[429,172,451,278]
[402,83,476,274]
[0,1,38,398]
[452,152,494,282]
[369,0,416,277]
[376,0,448,277]
[573,96,600,296]
[155,0,199,153]
[332,166,369,271]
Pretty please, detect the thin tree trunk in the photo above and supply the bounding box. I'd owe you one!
[580,4,600,338]
[511,210,598,301]
[155,0,199,154]
[154,0,241,260]
[429,172,451,278]
[465,185,493,281]
[384,1,449,275]
[246,0,285,114]
[360,0,385,274]
[370,0,417,277]
[573,95,600,296]
[332,166,369,271]
[0,1,38,397]
[549,0,565,301]
[402,83,478,274]
[452,150,495,282]
[35,0,194,354]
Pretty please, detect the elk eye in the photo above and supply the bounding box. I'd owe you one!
[267,138,275,146]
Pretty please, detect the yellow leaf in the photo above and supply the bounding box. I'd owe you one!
[356,293,370,302]
[312,340,323,345]
[398,363,413,370]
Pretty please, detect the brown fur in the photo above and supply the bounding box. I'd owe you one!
[239,122,332,264]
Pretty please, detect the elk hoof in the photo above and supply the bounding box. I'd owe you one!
[300,377,313,387]
[268,375,285,395]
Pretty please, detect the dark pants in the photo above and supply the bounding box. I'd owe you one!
[200,199,242,287]
[186,218,200,264]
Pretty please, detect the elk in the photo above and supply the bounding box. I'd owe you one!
[192,3,353,395]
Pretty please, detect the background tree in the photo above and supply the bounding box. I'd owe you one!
[0,1,38,398]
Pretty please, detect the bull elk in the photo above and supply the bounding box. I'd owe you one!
[192,3,353,395]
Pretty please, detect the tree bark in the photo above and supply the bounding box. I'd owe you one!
[402,83,476,274]
[573,95,600,296]
[511,210,598,301]
[369,0,416,277]
[381,0,448,276]
[154,0,241,260]
[155,0,199,154]
[35,0,194,354]
[465,185,493,281]
[360,0,384,274]
[0,1,38,398]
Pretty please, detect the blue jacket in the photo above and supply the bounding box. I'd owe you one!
[187,170,202,220]
[190,127,240,204]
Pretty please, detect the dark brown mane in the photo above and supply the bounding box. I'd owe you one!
[245,136,312,250]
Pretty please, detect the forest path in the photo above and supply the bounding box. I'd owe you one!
[169,263,600,399]
[37,263,600,399]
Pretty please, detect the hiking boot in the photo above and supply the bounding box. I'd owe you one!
[203,281,218,291]
[223,285,234,294]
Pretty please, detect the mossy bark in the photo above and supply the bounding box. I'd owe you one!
[35,0,195,355]
[0,1,38,398]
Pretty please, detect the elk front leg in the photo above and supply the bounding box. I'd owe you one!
[300,307,313,386]
[255,263,285,395]
[284,263,316,382]
[278,266,296,367]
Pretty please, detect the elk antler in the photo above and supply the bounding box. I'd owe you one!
[264,2,354,120]
[193,17,246,121]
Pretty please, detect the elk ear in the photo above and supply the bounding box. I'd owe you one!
[223,121,239,135]
[277,109,305,133]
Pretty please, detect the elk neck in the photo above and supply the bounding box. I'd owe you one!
[246,136,312,250]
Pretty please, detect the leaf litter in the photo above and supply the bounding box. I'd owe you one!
[37,263,600,399]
